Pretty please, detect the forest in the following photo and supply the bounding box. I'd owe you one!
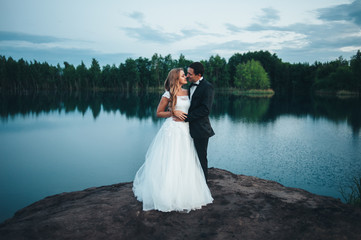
[0,50,360,95]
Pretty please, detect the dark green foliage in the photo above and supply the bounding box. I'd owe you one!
[350,50,361,91]
[203,54,229,87]
[135,57,151,88]
[0,50,360,94]
[234,60,270,90]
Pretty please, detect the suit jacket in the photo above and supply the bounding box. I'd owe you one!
[185,79,215,138]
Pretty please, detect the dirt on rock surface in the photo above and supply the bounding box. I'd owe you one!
[1,168,361,240]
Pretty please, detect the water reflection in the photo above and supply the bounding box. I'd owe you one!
[267,95,361,136]
[0,91,163,122]
[213,95,271,123]
[0,91,360,223]
[1,91,360,135]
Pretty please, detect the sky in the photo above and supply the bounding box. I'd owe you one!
[0,0,360,67]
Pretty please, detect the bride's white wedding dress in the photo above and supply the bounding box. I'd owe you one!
[133,91,213,212]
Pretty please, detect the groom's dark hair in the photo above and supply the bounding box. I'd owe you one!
[189,62,204,77]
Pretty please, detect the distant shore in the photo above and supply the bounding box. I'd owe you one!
[216,88,275,97]
[2,87,360,99]
[315,89,360,98]
[142,87,276,97]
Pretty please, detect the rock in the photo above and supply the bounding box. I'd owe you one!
[1,168,360,240]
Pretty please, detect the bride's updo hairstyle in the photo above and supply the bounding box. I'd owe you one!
[164,68,183,113]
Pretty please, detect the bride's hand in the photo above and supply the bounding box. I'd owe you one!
[172,110,187,121]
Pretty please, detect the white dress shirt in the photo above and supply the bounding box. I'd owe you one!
[190,77,203,100]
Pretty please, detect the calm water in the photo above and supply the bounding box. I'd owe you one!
[0,91,360,222]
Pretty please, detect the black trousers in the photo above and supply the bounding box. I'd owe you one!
[193,137,209,181]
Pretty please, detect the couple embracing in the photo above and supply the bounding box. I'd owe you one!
[133,62,215,212]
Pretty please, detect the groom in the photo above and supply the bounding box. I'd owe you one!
[185,62,215,181]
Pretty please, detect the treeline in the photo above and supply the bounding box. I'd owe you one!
[0,50,360,95]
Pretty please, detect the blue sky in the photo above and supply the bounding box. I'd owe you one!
[0,0,360,67]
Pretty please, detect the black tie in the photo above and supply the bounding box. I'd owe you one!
[190,83,199,88]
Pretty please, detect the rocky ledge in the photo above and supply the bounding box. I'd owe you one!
[1,168,361,240]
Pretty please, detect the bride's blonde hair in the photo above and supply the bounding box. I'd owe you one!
[164,68,183,113]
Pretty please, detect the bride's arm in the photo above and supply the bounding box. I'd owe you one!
[156,97,172,118]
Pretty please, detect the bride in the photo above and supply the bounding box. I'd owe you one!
[132,68,213,212]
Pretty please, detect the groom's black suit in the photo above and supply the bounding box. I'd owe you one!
[185,79,215,181]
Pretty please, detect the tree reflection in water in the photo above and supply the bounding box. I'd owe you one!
[0,91,360,135]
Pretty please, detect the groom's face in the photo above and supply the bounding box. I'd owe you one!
[187,67,201,83]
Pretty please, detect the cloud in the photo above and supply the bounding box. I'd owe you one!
[179,40,256,61]
[182,13,361,63]
[0,44,132,67]
[0,31,131,66]
[0,30,109,65]
[0,31,67,44]
[227,7,280,33]
[122,25,220,44]
[225,23,243,33]
[123,11,183,43]
[2,2,360,66]
[128,11,145,22]
[256,7,280,24]
[180,28,222,38]
[221,1,361,63]
[123,25,182,43]
[318,0,361,26]
[180,29,211,38]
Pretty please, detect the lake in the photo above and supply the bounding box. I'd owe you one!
[0,91,360,222]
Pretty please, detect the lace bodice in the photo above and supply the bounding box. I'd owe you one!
[162,91,190,114]
[174,96,190,114]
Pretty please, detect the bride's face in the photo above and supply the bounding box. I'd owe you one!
[178,70,187,85]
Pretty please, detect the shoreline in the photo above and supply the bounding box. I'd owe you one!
[2,87,360,99]
[1,168,360,239]
[315,89,360,98]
